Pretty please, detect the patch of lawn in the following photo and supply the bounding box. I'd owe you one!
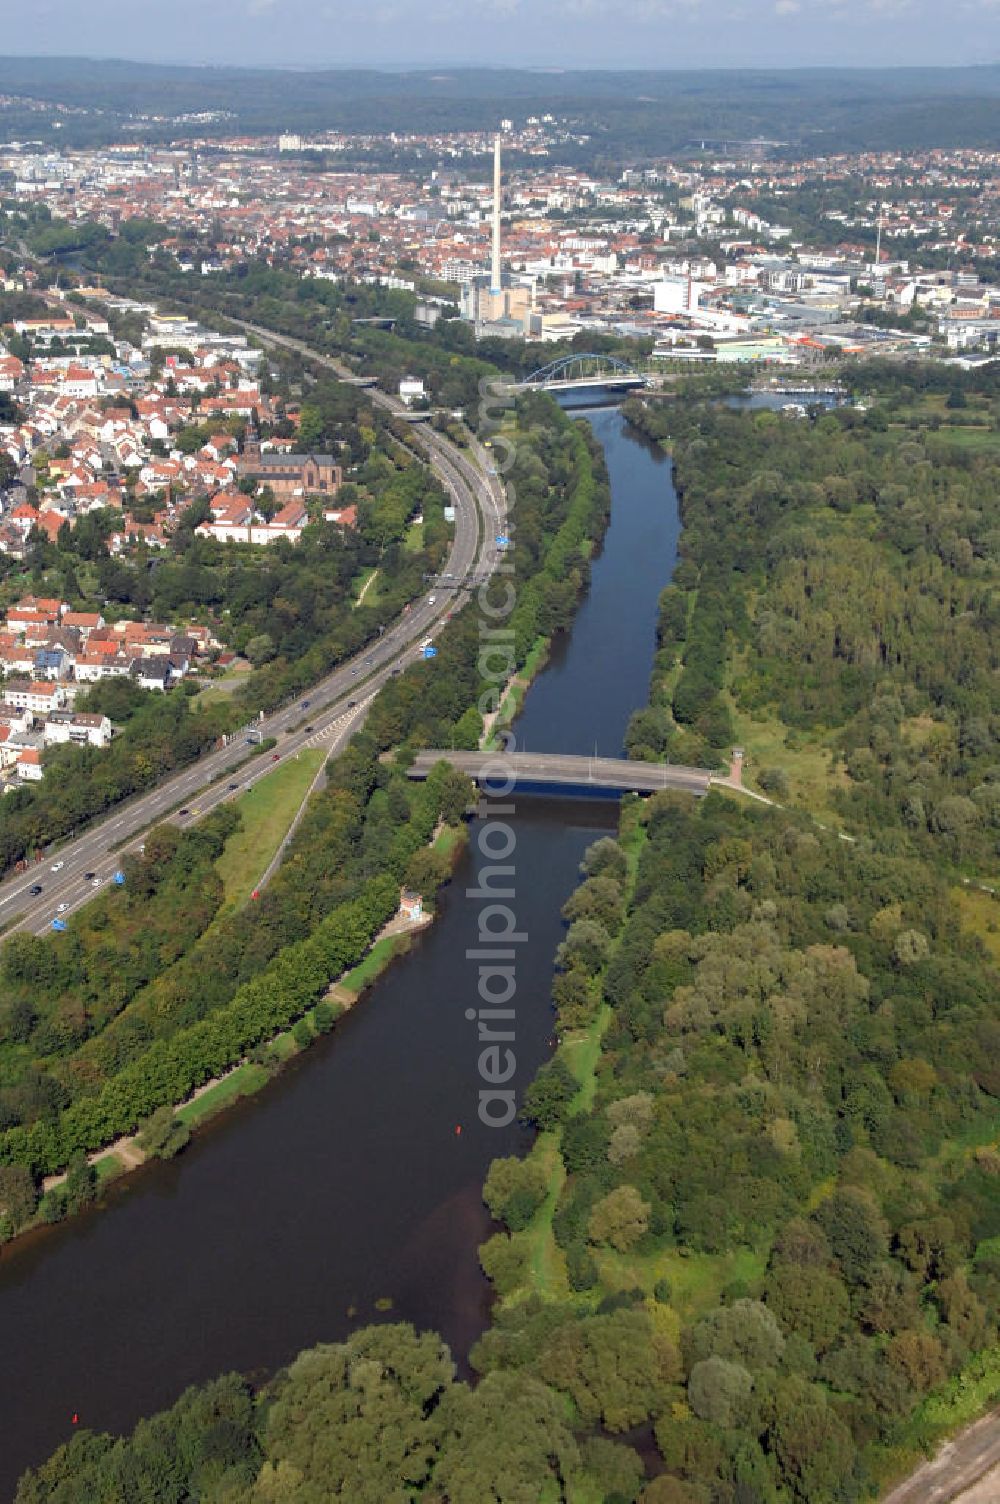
[952,885,1000,963]
[176,1063,269,1127]
[353,566,382,607]
[340,933,406,997]
[724,686,846,826]
[403,520,424,553]
[214,750,324,909]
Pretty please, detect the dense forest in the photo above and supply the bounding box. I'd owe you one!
[0,60,999,154]
[623,369,1000,872]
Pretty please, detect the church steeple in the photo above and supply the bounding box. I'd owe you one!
[243,410,261,462]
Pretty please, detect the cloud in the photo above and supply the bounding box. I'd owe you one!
[774,0,801,12]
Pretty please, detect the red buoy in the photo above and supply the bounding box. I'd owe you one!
[71,1413,79,1426]
[455,1124,462,1136]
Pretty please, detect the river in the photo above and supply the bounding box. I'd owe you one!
[0,404,680,1497]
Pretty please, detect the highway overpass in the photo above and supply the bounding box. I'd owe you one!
[407,750,712,796]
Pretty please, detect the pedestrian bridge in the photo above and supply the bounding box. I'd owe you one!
[407,750,711,796]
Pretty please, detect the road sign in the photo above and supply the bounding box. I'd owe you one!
[113,870,126,886]
[51,918,67,931]
[495,535,509,548]
[423,646,438,659]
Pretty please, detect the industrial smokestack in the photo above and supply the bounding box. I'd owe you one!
[491,133,502,294]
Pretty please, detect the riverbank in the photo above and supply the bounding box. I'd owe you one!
[20,822,462,1243]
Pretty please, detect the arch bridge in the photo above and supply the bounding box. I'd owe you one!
[517,352,648,394]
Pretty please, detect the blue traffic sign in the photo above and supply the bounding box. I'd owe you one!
[51,918,67,931]
[423,646,438,659]
[113,870,126,886]
[495,535,509,548]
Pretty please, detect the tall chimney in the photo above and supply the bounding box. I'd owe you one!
[491,133,502,294]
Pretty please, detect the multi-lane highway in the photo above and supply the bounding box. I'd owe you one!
[0,330,507,937]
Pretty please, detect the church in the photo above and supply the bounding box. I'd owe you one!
[238,419,342,500]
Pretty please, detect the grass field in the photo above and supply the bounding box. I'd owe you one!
[175,1063,270,1126]
[725,691,847,827]
[404,519,425,553]
[214,750,325,908]
[340,933,407,997]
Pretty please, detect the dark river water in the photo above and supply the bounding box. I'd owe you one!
[0,405,681,1497]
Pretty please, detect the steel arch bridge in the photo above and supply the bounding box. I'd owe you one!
[519,352,646,390]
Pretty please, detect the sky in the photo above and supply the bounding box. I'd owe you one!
[0,0,997,70]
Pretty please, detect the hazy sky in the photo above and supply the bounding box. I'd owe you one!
[1,0,997,70]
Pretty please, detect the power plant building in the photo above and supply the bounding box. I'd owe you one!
[460,133,535,338]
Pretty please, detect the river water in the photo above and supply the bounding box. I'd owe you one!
[0,405,680,1496]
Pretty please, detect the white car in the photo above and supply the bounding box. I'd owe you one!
[57,902,68,913]
[91,877,101,888]
[51,861,64,872]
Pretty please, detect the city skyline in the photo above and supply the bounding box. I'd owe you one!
[0,0,997,70]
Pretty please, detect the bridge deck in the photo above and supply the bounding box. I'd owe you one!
[407,750,711,795]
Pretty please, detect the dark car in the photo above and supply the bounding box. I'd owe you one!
[347,700,357,708]
[304,724,314,732]
[179,807,190,816]
[29,883,42,896]
[83,871,95,881]
[391,667,402,676]
[301,699,311,709]
[228,782,239,791]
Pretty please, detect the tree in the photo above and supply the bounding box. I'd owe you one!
[136,1105,191,1161]
[556,919,611,976]
[814,1187,889,1288]
[582,836,628,883]
[688,1356,753,1427]
[769,1376,857,1502]
[261,1325,453,1504]
[588,1186,651,1252]
[483,1155,548,1231]
[402,846,450,896]
[0,1163,38,1230]
[245,633,277,666]
[520,1056,577,1130]
[433,1371,579,1504]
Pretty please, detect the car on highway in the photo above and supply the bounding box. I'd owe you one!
[301,699,311,709]
[304,724,314,732]
[83,871,95,880]
[91,878,101,888]
[179,807,190,816]
[350,667,358,675]
[391,667,402,676]
[29,884,42,896]
[271,753,280,762]
[57,902,68,913]
[347,700,356,708]
[51,860,64,872]
[228,782,239,791]
[365,656,374,665]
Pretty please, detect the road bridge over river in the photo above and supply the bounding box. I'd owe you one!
[407,750,712,796]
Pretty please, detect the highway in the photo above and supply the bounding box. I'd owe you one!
[0,329,507,938]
